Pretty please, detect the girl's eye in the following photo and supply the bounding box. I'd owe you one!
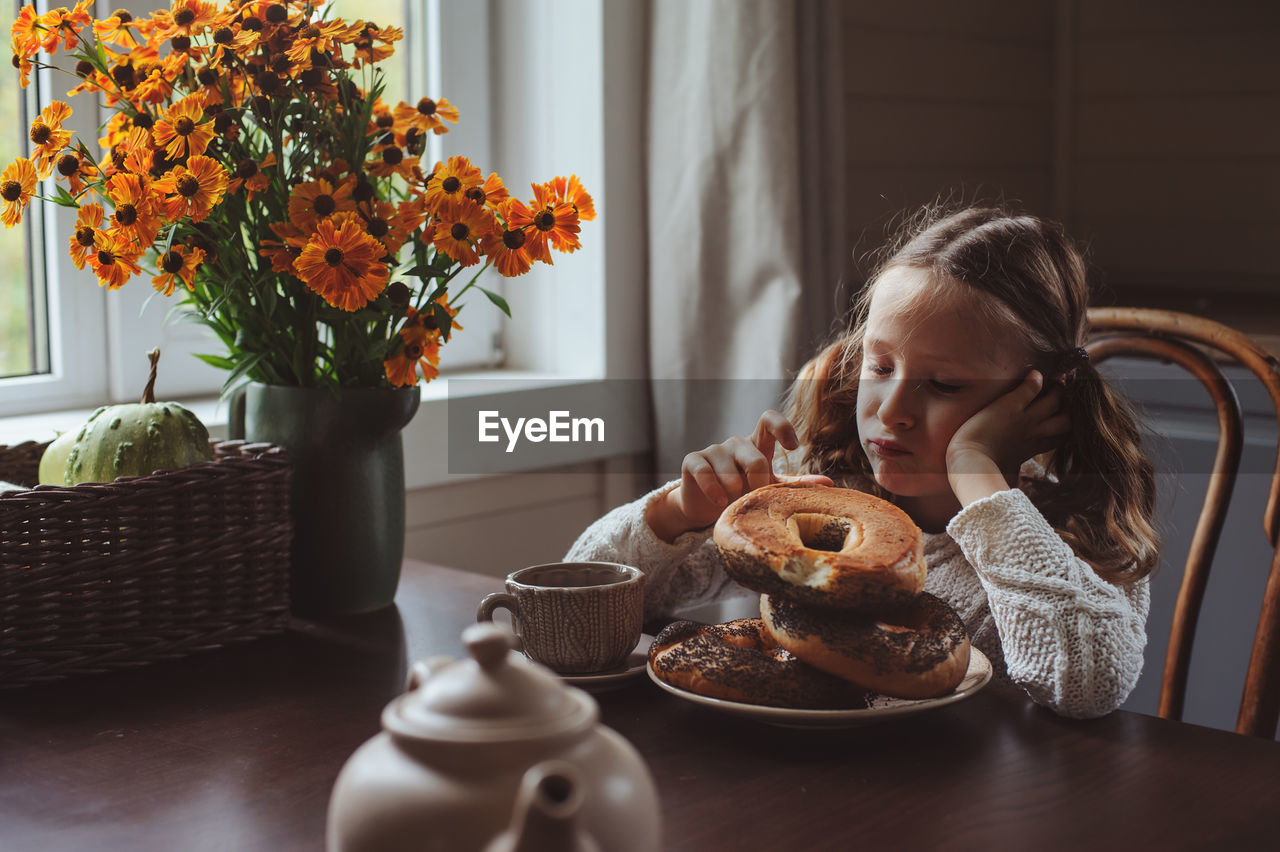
[868,364,893,376]
[929,380,963,394]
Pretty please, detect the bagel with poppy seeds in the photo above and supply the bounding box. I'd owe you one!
[760,592,970,699]
[714,482,926,611]
[647,618,869,709]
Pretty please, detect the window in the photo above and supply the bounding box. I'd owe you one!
[1,26,40,381]
[0,0,506,419]
[0,0,108,417]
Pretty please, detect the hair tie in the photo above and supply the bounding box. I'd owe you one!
[1053,346,1089,377]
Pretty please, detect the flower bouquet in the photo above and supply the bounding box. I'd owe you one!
[4,0,597,614]
[4,0,594,390]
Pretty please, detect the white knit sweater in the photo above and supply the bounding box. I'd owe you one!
[564,473,1150,718]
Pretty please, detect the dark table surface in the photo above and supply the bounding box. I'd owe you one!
[3,560,1279,851]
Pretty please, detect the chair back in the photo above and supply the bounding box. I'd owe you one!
[1086,307,1280,737]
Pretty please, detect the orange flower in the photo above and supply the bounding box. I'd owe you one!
[365,142,419,182]
[202,18,259,67]
[287,177,356,231]
[153,94,215,159]
[9,5,41,58]
[421,155,483,211]
[545,174,596,222]
[116,125,159,176]
[357,200,408,255]
[101,112,145,151]
[105,172,161,247]
[153,155,228,223]
[481,201,536,277]
[54,151,99,196]
[68,203,104,269]
[65,56,109,98]
[260,221,307,275]
[94,9,139,47]
[154,0,219,40]
[293,218,389,311]
[134,52,189,105]
[351,22,401,67]
[38,1,93,53]
[393,96,460,139]
[384,324,440,386]
[1,158,38,228]
[383,305,456,386]
[285,19,350,69]
[463,172,510,211]
[529,182,582,254]
[432,199,496,267]
[228,152,276,199]
[29,101,74,179]
[10,32,34,89]
[499,196,551,264]
[151,245,205,295]
[87,230,143,289]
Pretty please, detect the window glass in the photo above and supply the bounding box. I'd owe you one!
[326,0,408,107]
[0,32,36,379]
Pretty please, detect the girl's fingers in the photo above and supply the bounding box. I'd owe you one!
[726,436,775,491]
[751,409,800,463]
[682,452,727,508]
[1017,369,1046,403]
[1026,383,1064,417]
[702,443,750,501]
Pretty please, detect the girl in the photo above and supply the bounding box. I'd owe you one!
[566,205,1158,718]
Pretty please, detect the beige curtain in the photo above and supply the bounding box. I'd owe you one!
[646,0,847,477]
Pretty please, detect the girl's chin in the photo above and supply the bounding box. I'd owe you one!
[872,468,950,498]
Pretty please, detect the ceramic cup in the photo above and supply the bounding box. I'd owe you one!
[476,562,645,674]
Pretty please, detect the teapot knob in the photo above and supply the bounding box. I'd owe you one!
[463,622,516,671]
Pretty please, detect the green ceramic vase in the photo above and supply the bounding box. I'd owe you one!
[234,383,421,616]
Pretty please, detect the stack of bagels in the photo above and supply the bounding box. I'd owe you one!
[648,482,971,708]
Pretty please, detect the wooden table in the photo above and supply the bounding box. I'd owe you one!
[3,560,1279,851]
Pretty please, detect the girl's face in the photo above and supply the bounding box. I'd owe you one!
[855,266,1032,503]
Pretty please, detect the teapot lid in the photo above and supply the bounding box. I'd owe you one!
[384,622,598,744]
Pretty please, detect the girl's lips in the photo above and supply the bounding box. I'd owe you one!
[868,439,910,457]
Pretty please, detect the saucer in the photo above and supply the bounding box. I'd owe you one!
[556,634,655,692]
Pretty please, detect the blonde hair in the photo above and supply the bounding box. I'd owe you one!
[786,205,1159,583]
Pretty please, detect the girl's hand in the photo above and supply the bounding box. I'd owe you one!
[647,410,834,542]
[946,370,1071,482]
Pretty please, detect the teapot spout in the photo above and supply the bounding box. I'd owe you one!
[485,761,600,852]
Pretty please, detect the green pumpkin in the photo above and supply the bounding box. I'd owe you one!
[37,430,78,485]
[52,349,215,486]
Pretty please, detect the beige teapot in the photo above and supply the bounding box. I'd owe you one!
[327,622,662,852]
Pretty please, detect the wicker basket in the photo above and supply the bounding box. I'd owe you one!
[0,439,293,689]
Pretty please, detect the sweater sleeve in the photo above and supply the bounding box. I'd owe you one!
[945,487,1150,718]
[563,480,746,620]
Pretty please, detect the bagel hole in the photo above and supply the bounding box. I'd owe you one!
[787,513,856,552]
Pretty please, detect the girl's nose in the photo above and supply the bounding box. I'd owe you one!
[878,379,916,429]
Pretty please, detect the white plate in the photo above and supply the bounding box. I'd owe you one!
[646,645,993,729]
[556,634,655,692]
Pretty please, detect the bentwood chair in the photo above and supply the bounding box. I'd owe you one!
[1086,308,1280,738]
